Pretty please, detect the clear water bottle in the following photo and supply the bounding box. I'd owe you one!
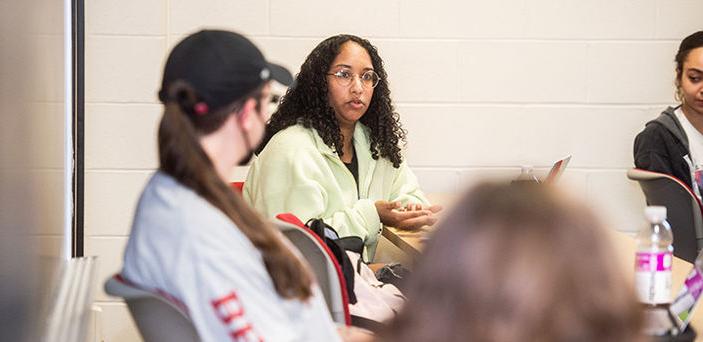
[635,206,674,305]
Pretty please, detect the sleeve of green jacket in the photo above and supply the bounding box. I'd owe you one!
[388,161,431,207]
[243,146,383,251]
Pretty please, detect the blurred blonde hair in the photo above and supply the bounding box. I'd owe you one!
[382,182,644,342]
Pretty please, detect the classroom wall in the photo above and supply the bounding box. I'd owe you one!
[0,1,71,340]
[84,0,703,340]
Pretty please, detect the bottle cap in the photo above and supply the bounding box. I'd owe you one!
[644,206,667,223]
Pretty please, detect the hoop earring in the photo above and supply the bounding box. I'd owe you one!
[675,86,684,104]
[675,70,683,103]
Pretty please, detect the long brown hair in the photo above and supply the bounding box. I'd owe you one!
[382,183,644,342]
[159,82,312,300]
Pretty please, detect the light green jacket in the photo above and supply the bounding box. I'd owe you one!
[243,123,429,260]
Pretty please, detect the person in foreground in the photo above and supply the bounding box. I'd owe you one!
[244,34,440,260]
[634,31,703,193]
[120,29,353,341]
[380,182,645,342]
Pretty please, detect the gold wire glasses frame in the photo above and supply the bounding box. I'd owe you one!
[326,69,381,88]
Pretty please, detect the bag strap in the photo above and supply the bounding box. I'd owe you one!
[275,213,352,325]
[305,218,342,240]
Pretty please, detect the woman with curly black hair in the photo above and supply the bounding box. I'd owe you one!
[244,34,440,260]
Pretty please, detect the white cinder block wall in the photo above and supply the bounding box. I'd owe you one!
[85,0,703,340]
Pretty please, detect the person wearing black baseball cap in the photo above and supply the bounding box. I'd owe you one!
[157,29,294,167]
[119,30,347,341]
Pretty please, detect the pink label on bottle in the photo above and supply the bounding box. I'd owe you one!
[696,168,703,194]
[635,251,673,272]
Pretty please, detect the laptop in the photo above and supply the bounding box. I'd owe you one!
[642,265,703,337]
[669,266,703,335]
[543,155,572,183]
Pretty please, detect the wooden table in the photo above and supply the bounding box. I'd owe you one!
[381,194,703,339]
[381,226,429,258]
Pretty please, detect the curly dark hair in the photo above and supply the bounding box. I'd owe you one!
[258,34,406,168]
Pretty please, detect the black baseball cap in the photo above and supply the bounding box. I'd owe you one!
[158,29,293,112]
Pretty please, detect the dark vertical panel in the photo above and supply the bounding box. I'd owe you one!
[72,0,84,257]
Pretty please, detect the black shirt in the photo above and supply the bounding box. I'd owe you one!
[343,148,359,193]
[634,106,692,187]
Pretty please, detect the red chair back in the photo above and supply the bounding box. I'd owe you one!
[276,213,351,325]
[230,182,244,193]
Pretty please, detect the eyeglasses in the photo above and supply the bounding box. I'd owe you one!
[326,69,380,88]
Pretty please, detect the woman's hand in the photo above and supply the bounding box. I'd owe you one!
[402,202,443,214]
[375,200,440,231]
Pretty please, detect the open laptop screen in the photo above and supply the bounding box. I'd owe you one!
[669,266,703,334]
[543,155,572,183]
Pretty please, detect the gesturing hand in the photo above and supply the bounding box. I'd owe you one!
[375,201,439,231]
[402,202,443,214]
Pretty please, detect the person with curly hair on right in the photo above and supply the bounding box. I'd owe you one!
[243,34,440,260]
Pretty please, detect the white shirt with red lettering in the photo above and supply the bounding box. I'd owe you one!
[122,171,340,342]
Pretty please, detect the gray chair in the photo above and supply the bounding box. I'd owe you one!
[106,219,348,341]
[627,168,703,263]
[274,218,349,325]
[104,275,200,342]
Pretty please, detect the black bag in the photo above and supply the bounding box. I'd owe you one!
[306,218,363,304]
[375,263,411,291]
